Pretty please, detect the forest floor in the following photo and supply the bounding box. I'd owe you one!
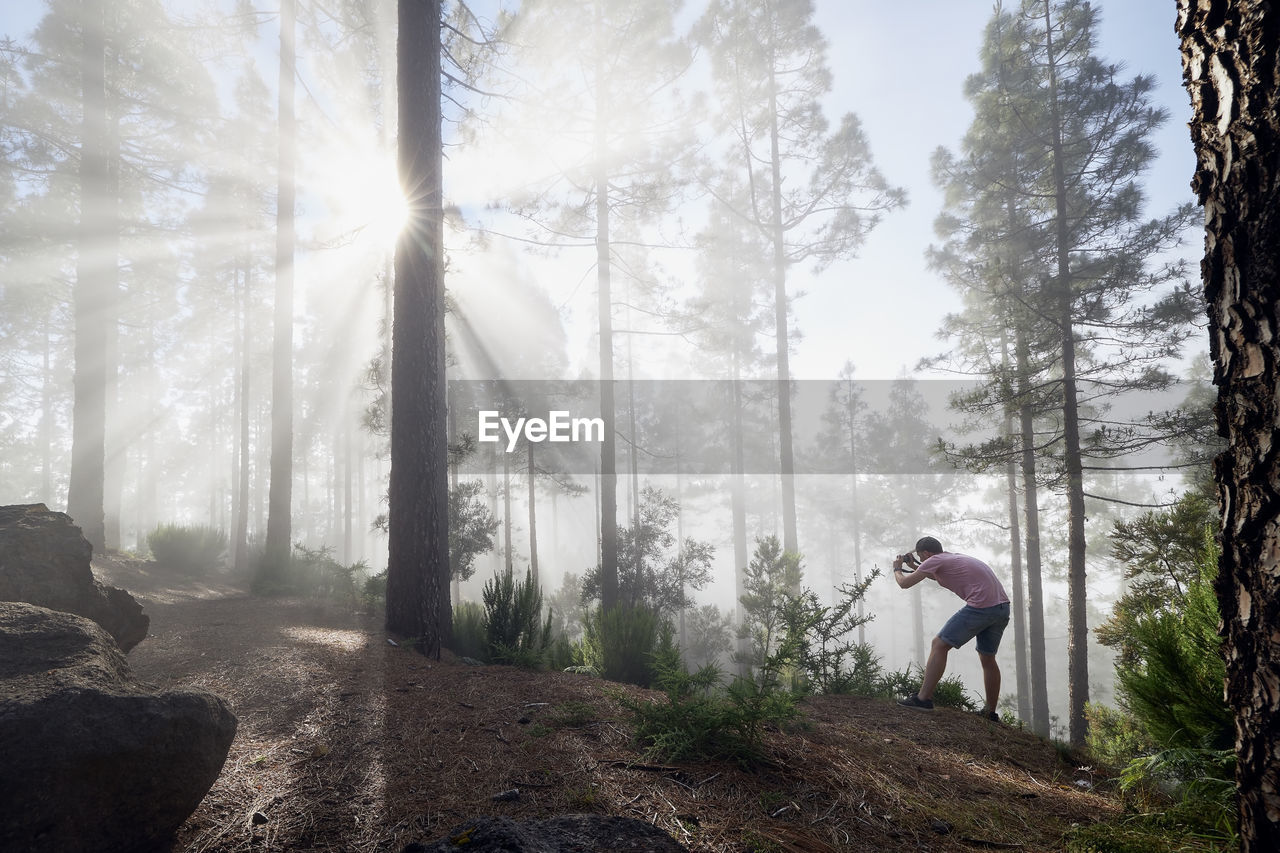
[94,554,1125,853]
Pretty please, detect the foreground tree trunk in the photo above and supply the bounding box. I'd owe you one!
[386,0,449,655]
[1179,2,1280,848]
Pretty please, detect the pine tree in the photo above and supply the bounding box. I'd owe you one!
[488,0,691,612]
[931,0,1197,745]
[386,0,450,654]
[687,198,773,671]
[696,0,904,557]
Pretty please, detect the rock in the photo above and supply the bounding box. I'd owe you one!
[0,504,149,651]
[402,815,689,852]
[0,602,237,853]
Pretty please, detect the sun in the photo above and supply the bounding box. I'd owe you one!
[363,157,411,244]
[309,149,408,249]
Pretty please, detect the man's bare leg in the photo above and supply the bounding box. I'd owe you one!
[918,636,953,700]
[979,651,1001,714]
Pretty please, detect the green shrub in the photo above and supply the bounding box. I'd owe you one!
[545,631,575,671]
[1120,748,1237,840]
[1085,703,1156,771]
[876,663,921,699]
[451,601,487,660]
[581,604,666,687]
[246,543,368,602]
[362,570,387,606]
[147,524,227,574]
[860,662,973,709]
[1064,819,1230,853]
[931,673,976,710]
[623,641,798,766]
[1097,532,1236,847]
[826,642,887,697]
[288,544,367,604]
[1115,544,1232,752]
[482,567,552,668]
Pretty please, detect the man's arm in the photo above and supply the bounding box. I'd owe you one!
[892,556,929,589]
[894,567,929,589]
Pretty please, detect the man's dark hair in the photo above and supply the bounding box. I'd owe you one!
[915,536,943,554]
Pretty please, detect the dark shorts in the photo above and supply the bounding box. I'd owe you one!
[937,602,1011,655]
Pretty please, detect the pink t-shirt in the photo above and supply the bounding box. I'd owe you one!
[916,552,1009,608]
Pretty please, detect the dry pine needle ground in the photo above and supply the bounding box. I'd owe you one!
[96,556,1118,853]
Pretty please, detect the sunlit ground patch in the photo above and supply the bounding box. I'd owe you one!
[279,625,369,652]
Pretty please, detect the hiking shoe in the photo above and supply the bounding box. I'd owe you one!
[898,695,934,711]
[977,709,1000,723]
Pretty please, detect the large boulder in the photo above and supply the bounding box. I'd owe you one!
[0,602,237,853]
[402,815,689,852]
[0,503,148,651]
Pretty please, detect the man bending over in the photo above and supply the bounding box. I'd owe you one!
[892,536,1010,721]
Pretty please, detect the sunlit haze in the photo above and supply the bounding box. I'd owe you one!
[0,0,1210,740]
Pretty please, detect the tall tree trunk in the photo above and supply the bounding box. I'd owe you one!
[845,379,866,645]
[1002,337,1031,724]
[1043,0,1089,746]
[490,442,502,575]
[102,77,122,553]
[233,257,251,576]
[625,297,641,584]
[594,0,618,612]
[593,23,619,612]
[1018,320,1051,737]
[527,443,538,585]
[68,0,110,552]
[675,408,686,648]
[767,61,798,557]
[449,400,460,608]
[342,414,353,565]
[503,450,513,574]
[386,0,449,654]
[40,307,54,504]
[263,0,296,583]
[731,357,749,676]
[1180,2,1280,847]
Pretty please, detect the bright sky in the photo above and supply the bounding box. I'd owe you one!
[0,0,1200,386]
[792,0,1197,380]
[447,0,1201,385]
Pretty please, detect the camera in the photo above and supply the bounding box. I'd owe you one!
[896,553,919,569]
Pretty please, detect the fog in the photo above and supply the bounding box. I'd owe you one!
[0,0,1207,737]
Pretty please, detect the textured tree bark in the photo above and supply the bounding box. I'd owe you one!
[1179,1,1280,848]
[386,0,449,655]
